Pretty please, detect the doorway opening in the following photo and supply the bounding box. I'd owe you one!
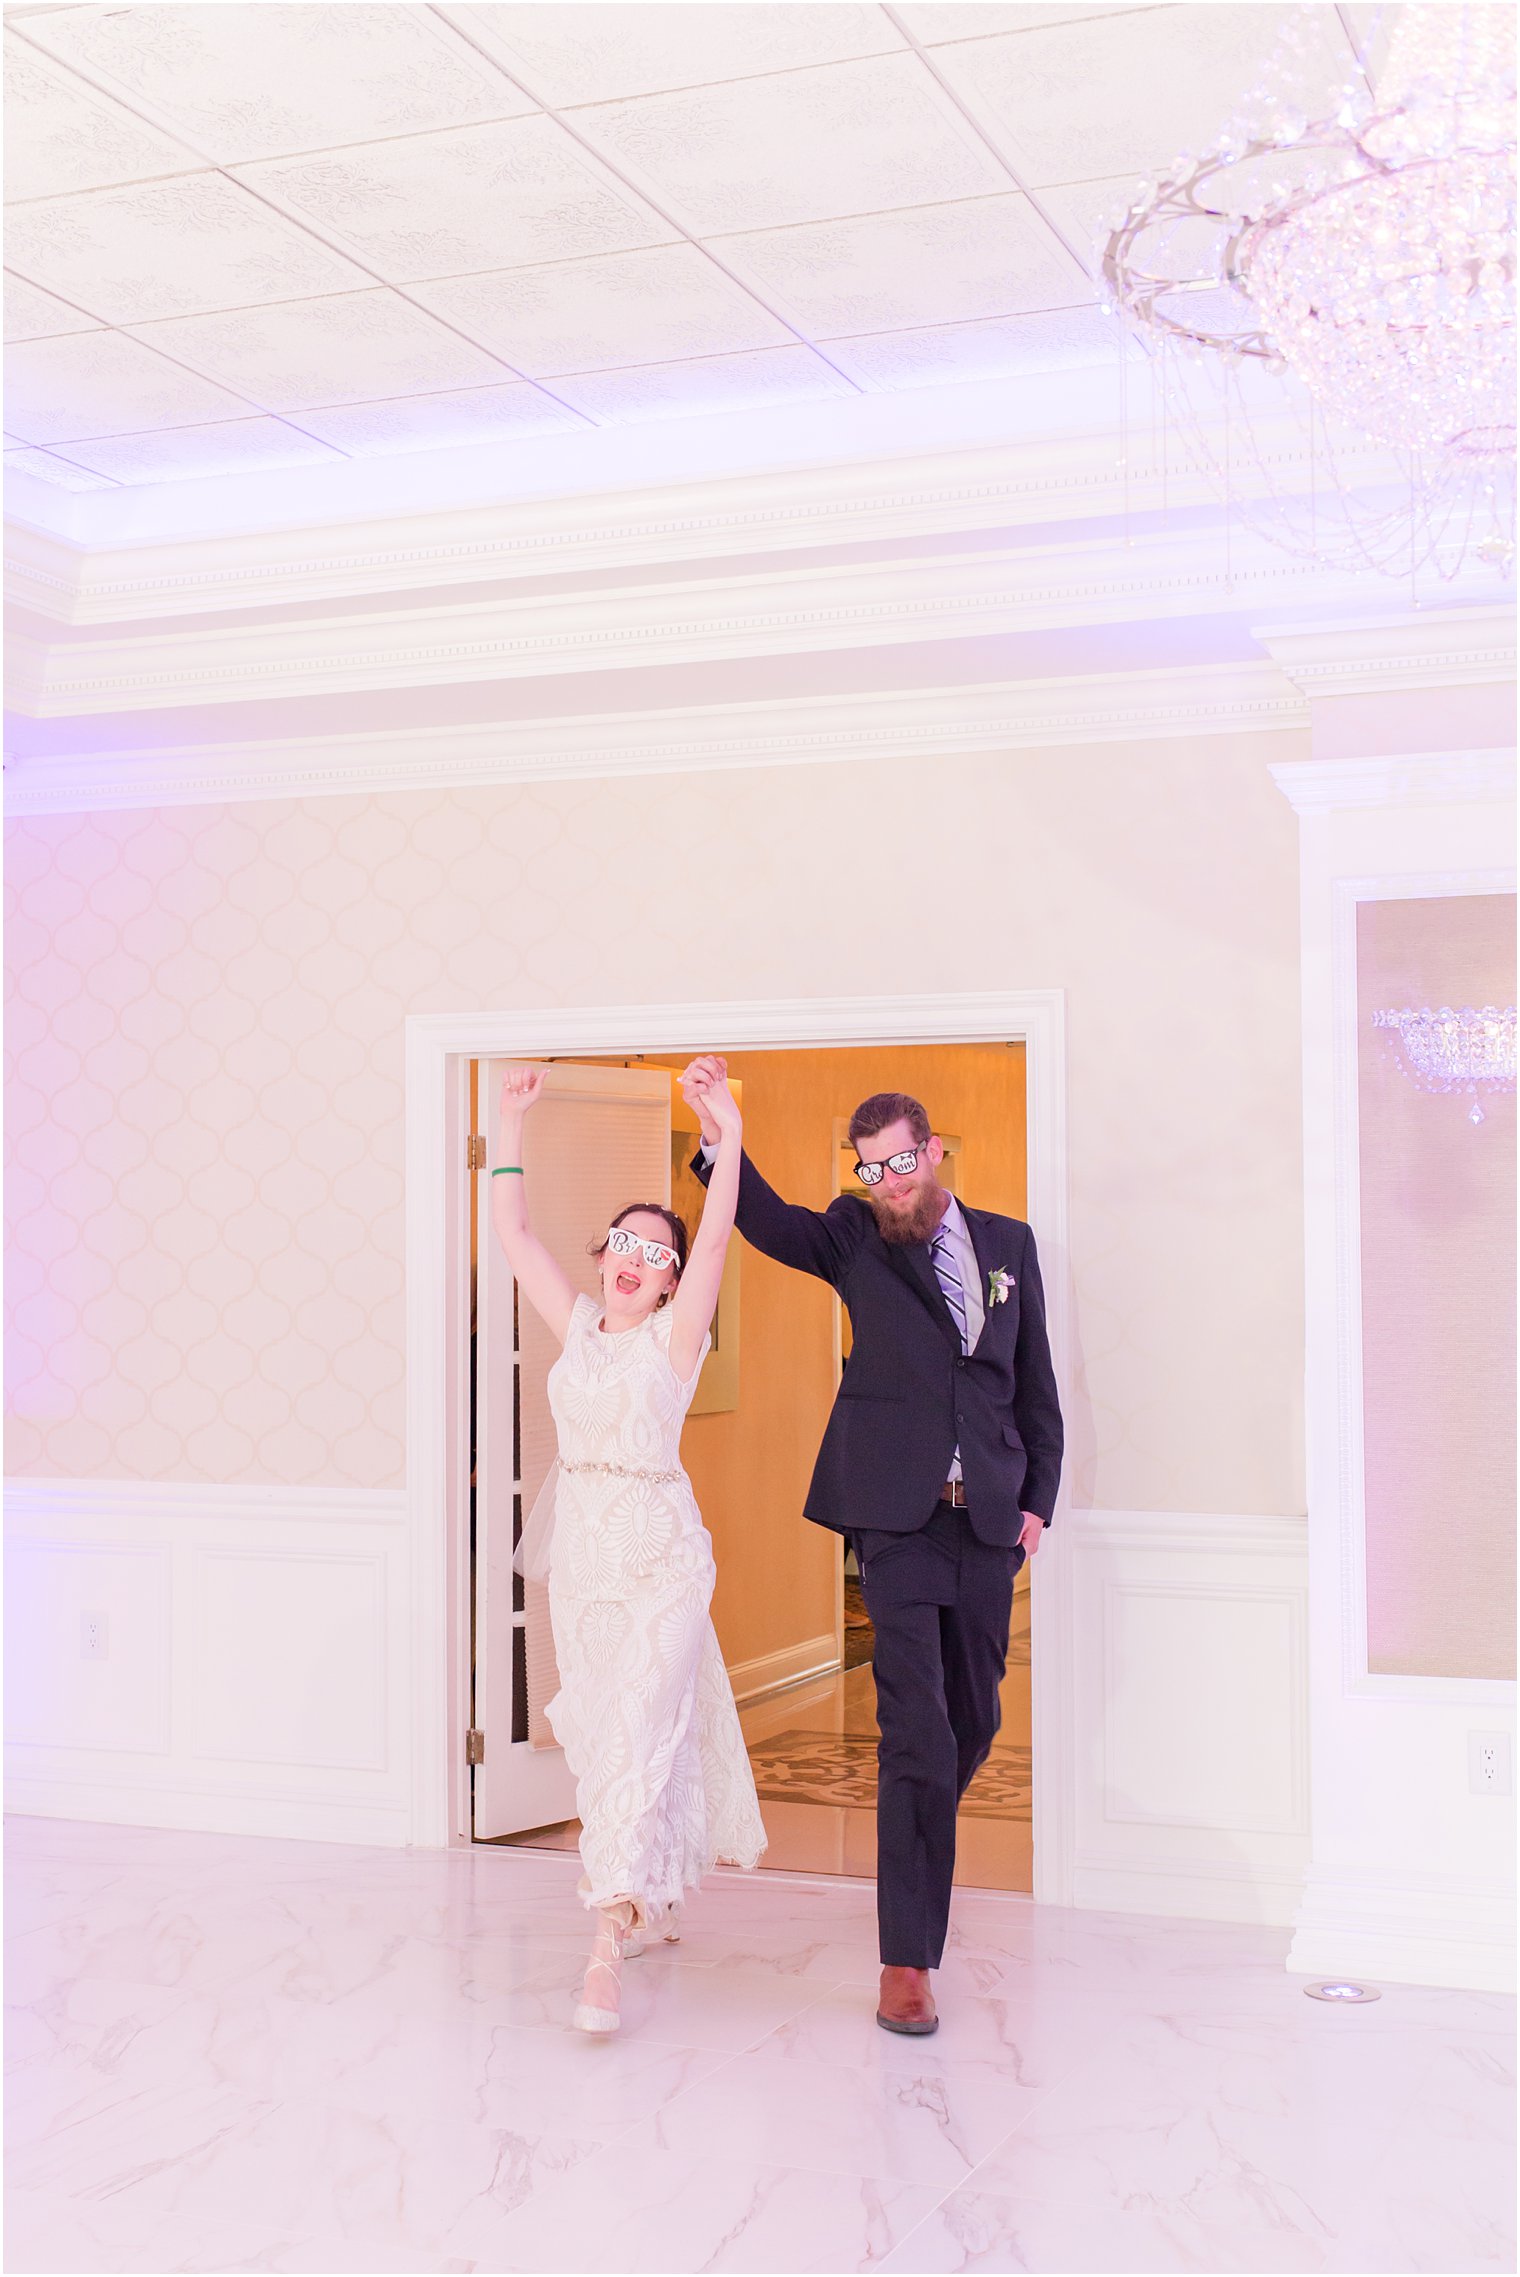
[463,1039,1033,1896]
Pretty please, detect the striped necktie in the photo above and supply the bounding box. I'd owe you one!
[929,1223,970,1354]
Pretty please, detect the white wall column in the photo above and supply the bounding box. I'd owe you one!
[1271,639,1515,1989]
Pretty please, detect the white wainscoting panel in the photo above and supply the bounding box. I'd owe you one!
[4,1480,409,1845]
[1069,1510,1309,1926]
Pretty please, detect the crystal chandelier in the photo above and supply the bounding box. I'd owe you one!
[1372,1003,1517,1121]
[1103,4,1516,583]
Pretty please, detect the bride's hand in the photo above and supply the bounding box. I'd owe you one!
[695,1072,741,1140]
[498,1066,547,1120]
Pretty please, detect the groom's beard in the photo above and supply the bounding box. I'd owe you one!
[869,1181,947,1248]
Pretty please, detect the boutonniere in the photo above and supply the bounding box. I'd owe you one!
[988,1266,1015,1307]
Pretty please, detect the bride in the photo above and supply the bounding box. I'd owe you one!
[492,1062,765,2033]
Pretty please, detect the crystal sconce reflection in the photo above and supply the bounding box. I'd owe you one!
[1372,1004,1517,1123]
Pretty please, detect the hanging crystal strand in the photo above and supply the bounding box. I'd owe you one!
[1118,310,1131,552]
[1223,359,1234,594]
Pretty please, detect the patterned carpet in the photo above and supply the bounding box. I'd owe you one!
[746,1732,1032,1821]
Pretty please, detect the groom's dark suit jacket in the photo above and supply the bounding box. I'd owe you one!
[698,1150,1063,1547]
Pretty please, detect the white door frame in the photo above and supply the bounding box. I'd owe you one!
[406,989,1074,1905]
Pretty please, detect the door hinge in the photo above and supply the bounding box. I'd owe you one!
[465,1728,485,1765]
[466,1135,486,1171]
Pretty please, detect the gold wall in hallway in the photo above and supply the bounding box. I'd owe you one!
[636,1044,1028,1683]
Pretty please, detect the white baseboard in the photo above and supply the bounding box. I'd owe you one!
[728,1633,841,1705]
[1074,1857,1309,1929]
[1289,1868,1517,1994]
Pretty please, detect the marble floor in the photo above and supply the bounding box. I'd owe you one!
[6,1815,1514,2276]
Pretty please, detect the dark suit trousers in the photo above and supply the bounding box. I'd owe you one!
[853,1499,1021,1971]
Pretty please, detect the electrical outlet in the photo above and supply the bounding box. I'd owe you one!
[1468,1731,1513,1796]
[80,1612,108,1661]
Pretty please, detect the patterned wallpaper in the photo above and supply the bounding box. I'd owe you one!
[4,737,1306,1508]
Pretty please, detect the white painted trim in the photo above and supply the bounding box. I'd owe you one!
[1255,607,1516,695]
[727,1635,842,1707]
[405,989,1074,1904]
[1329,866,1515,1696]
[3,1479,407,1526]
[1270,750,1517,815]
[4,528,1370,721]
[0,415,1358,626]
[5,664,1303,816]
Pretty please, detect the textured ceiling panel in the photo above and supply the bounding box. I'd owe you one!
[576,52,1009,233]
[129,292,517,413]
[2,271,103,344]
[414,243,795,375]
[53,416,342,485]
[240,117,673,282]
[933,4,1359,185]
[4,1,1332,493]
[6,174,370,325]
[17,2,536,163]
[720,194,1090,335]
[445,2,905,109]
[826,303,1128,388]
[545,342,853,422]
[4,443,115,490]
[3,31,202,201]
[895,3,1159,41]
[290,383,585,455]
[4,328,254,444]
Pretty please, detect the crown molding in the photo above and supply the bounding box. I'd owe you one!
[5,524,1392,720]
[1269,748,1517,815]
[1253,608,1517,697]
[7,436,1214,629]
[4,661,1302,815]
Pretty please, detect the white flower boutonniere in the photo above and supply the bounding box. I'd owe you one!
[988,1266,1015,1307]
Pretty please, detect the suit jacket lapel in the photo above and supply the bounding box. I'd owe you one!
[961,1204,1001,1355]
[880,1227,962,1351]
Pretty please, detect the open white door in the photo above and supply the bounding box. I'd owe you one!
[473,1060,672,1839]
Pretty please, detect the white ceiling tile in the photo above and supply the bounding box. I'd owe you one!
[53,417,343,485]
[15,4,537,164]
[447,3,905,108]
[3,270,104,342]
[240,117,671,284]
[5,444,118,491]
[3,30,203,199]
[5,175,370,325]
[4,329,252,444]
[932,4,1362,185]
[721,195,1090,336]
[415,244,792,377]
[576,52,1010,234]
[828,303,1126,388]
[1035,175,1146,272]
[290,385,585,456]
[547,344,853,424]
[895,5,1160,44]
[131,292,513,413]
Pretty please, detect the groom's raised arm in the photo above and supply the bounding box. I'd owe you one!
[692,1138,862,1288]
[682,1058,862,1287]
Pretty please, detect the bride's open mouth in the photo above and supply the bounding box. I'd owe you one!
[615,1272,641,1295]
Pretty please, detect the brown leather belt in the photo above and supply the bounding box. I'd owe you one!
[939,1480,968,1508]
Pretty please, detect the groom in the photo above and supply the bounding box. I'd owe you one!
[682,1060,1062,2034]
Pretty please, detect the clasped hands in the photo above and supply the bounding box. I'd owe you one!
[679,1054,740,1143]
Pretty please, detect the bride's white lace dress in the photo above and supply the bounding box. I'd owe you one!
[545,1293,766,1920]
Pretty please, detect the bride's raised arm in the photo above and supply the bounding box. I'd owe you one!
[667,1065,741,1382]
[489,1067,579,1344]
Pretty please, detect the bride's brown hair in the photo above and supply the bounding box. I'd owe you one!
[589,1204,690,1305]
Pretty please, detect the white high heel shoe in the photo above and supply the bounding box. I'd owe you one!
[573,1908,630,2034]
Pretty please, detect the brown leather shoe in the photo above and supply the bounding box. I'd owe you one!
[876,1964,938,2035]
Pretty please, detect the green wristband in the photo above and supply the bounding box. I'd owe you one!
[492,1166,524,1176]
